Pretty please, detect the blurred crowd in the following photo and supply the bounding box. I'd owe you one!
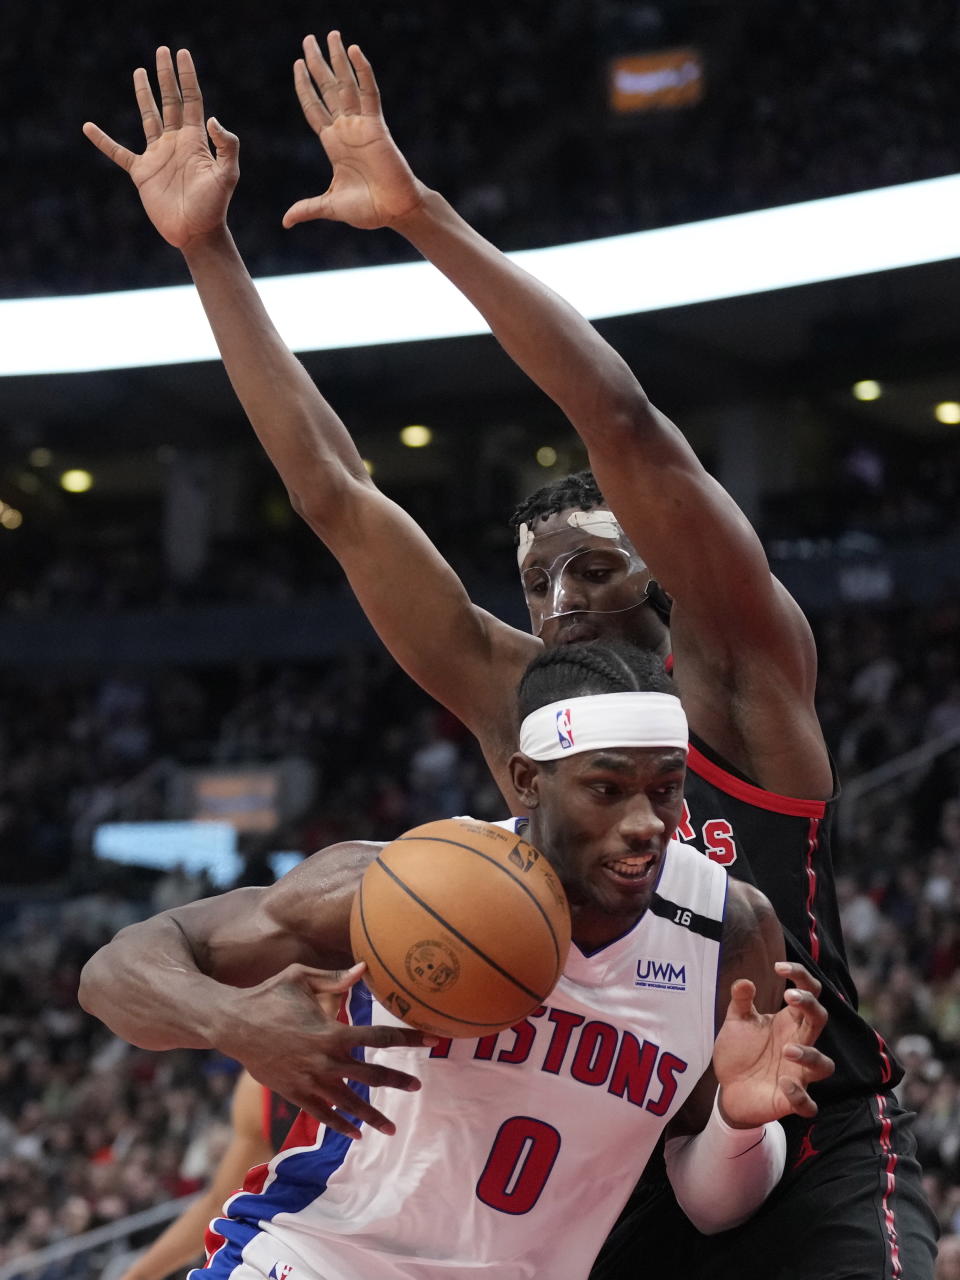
[0,587,959,1272]
[765,439,960,544]
[3,434,960,621]
[0,653,503,891]
[5,0,960,298]
[816,607,960,1259]
[0,920,237,1275]
[4,0,960,1273]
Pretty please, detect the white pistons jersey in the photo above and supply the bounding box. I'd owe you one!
[196,833,727,1280]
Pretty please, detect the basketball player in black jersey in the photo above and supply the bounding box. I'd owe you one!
[82,35,937,1280]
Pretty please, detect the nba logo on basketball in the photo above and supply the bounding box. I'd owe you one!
[269,1264,295,1279]
[556,708,575,749]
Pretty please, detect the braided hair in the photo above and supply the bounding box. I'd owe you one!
[510,470,604,537]
[510,470,674,627]
[517,640,674,721]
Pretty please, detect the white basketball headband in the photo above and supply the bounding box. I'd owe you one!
[519,692,689,761]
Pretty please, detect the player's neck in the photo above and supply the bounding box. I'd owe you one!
[571,904,644,952]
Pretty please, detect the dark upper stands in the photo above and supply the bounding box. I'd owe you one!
[4,0,960,298]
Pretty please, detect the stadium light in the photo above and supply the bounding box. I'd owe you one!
[60,469,94,493]
[852,380,882,401]
[1,174,958,377]
[400,425,432,448]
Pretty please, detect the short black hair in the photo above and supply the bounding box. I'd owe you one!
[510,470,604,538]
[517,640,675,720]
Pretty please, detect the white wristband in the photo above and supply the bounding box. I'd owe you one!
[664,1090,787,1235]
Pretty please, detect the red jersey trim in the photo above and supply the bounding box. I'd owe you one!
[260,1083,272,1144]
[875,1093,903,1278]
[687,744,827,819]
[803,817,822,964]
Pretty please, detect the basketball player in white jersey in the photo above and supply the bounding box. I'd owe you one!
[79,642,832,1280]
[80,39,939,1279]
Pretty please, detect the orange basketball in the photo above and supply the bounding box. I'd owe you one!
[349,817,572,1038]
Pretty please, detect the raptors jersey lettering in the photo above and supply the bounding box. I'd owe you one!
[195,838,726,1280]
[681,731,898,1097]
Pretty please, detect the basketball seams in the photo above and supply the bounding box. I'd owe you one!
[390,834,564,971]
[351,820,571,1038]
[373,855,548,1004]
[356,872,535,1032]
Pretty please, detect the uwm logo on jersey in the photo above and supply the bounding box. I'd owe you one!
[635,958,686,991]
[676,800,737,866]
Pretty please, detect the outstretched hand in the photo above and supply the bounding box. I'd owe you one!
[713,961,833,1128]
[82,47,238,249]
[283,31,425,231]
[212,961,437,1141]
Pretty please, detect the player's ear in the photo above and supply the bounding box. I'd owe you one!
[509,752,540,809]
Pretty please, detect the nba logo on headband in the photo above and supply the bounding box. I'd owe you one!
[556,708,575,750]
[521,692,688,761]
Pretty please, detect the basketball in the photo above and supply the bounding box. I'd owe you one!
[349,817,571,1038]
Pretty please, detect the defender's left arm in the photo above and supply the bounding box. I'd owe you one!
[393,191,827,787]
[286,33,830,794]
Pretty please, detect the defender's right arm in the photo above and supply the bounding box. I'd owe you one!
[83,47,533,755]
[180,230,533,750]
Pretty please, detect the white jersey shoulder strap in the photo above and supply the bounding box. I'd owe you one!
[650,839,727,941]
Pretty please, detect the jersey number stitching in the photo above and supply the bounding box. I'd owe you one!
[476,1116,562,1215]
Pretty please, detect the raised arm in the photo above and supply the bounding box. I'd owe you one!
[83,46,535,758]
[285,33,829,795]
[78,841,437,1138]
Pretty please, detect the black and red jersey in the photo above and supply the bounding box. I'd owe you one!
[681,731,899,1099]
[263,1089,301,1151]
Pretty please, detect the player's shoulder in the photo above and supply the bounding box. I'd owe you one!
[483,815,525,835]
[653,839,728,934]
[660,834,725,888]
[266,840,383,899]
[263,841,385,955]
[725,878,776,922]
[722,880,781,960]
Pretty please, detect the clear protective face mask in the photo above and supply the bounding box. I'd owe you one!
[517,510,651,635]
